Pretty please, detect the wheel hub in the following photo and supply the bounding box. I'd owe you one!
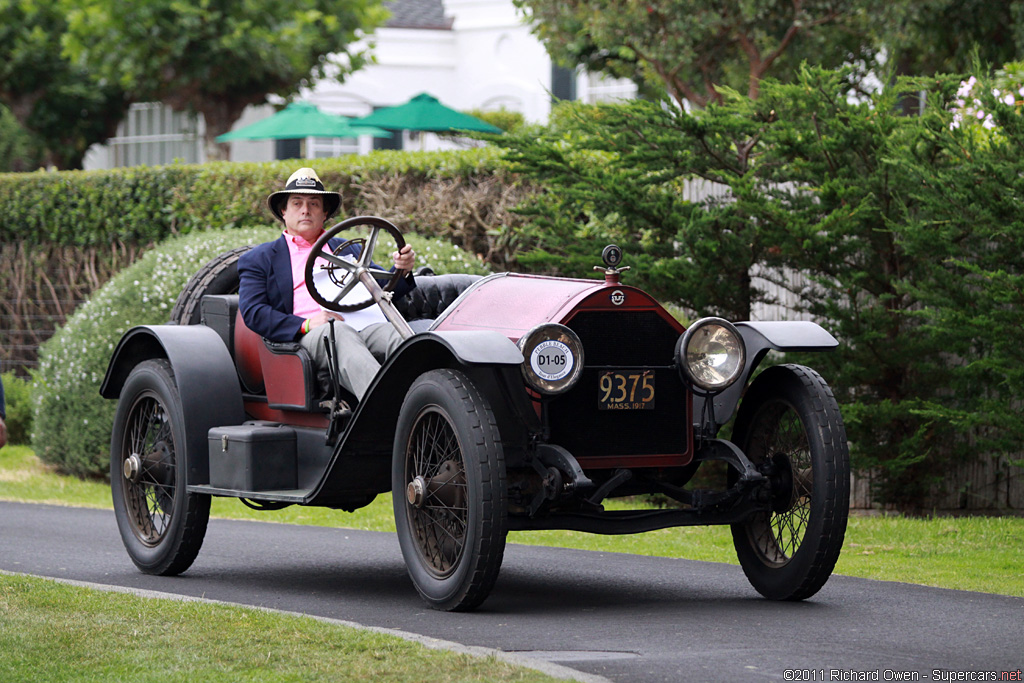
[123,453,142,484]
[124,442,173,488]
[406,461,465,510]
[407,476,427,508]
[767,452,796,513]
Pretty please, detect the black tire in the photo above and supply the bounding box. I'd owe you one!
[111,359,210,575]
[729,364,849,601]
[393,369,507,611]
[169,245,252,325]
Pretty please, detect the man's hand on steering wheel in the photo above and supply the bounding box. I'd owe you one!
[392,244,416,272]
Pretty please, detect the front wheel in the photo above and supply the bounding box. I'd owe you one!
[730,364,849,600]
[393,369,507,611]
[111,359,210,575]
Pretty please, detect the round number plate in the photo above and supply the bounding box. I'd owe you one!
[530,340,574,381]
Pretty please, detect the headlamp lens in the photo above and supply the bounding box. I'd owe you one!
[678,318,745,393]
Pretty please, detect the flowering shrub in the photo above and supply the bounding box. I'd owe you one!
[32,227,278,477]
[951,63,1024,134]
[414,236,491,276]
[31,226,488,478]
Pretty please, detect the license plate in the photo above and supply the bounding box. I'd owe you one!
[598,370,655,410]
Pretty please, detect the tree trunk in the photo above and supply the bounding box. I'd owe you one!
[195,98,254,162]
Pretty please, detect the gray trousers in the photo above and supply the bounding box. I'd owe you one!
[299,321,404,401]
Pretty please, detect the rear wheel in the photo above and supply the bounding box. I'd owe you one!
[730,364,849,600]
[169,245,251,325]
[111,359,209,575]
[393,369,507,611]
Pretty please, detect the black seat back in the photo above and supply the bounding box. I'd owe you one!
[395,273,483,322]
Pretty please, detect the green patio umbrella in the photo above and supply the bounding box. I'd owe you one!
[216,102,391,142]
[352,93,502,134]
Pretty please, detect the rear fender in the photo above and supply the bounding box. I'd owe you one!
[100,325,245,484]
[699,321,838,432]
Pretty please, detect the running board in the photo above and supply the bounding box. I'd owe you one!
[186,484,312,504]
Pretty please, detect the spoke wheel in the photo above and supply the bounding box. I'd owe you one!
[406,408,469,578]
[393,369,507,611]
[730,364,849,601]
[111,359,209,575]
[121,395,176,546]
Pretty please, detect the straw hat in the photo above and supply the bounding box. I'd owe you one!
[266,167,341,222]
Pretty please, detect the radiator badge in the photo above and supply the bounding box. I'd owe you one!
[610,289,625,306]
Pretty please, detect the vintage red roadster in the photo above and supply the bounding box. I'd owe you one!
[101,217,850,611]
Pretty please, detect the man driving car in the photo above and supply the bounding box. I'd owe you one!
[238,168,416,401]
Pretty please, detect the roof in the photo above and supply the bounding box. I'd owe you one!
[384,0,453,30]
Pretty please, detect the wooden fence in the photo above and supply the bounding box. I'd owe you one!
[0,241,141,376]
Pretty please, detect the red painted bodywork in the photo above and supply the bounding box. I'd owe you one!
[432,273,673,339]
[232,271,693,470]
[434,273,693,469]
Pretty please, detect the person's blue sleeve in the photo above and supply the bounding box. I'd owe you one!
[238,241,305,342]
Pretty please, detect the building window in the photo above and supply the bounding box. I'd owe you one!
[551,65,577,102]
[275,139,302,160]
[580,72,637,104]
[106,103,203,167]
[308,137,360,158]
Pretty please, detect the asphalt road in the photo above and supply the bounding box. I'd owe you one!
[1,501,1021,683]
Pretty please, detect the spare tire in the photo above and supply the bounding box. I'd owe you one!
[169,245,253,325]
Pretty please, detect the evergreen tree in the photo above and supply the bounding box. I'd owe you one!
[498,95,786,321]
[897,70,1024,488]
[495,67,1024,507]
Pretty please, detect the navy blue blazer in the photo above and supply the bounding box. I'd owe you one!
[238,234,415,342]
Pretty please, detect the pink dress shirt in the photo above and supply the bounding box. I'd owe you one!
[283,230,322,319]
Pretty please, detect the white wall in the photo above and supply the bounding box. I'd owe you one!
[306,0,555,152]
[447,0,554,122]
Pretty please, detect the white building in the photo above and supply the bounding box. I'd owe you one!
[84,0,636,169]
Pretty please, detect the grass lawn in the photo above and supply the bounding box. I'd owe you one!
[0,573,560,683]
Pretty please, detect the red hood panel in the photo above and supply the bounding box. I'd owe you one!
[431,272,675,341]
[431,273,600,340]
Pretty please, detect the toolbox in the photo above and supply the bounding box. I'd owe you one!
[208,423,297,491]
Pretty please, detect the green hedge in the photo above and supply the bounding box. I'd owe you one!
[31,227,489,478]
[1,372,32,445]
[31,227,277,476]
[0,148,508,248]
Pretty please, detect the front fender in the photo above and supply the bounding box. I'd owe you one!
[307,330,528,506]
[700,321,838,431]
[101,325,245,484]
[337,329,524,449]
